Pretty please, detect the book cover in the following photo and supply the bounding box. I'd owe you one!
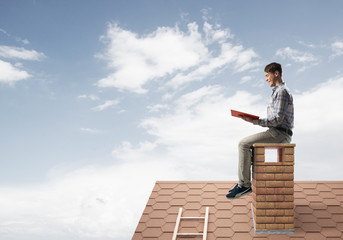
[231,109,259,119]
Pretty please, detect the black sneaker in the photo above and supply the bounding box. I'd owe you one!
[226,185,252,199]
[228,183,239,193]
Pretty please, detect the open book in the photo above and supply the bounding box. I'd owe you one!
[231,109,259,119]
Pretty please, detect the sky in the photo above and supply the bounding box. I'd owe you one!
[1,0,343,239]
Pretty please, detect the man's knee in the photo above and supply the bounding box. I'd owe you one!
[238,139,251,150]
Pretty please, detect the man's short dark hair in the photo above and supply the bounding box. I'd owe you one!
[264,62,282,76]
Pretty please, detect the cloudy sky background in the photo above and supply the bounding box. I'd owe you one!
[1,1,343,239]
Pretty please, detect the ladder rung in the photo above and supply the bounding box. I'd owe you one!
[177,233,203,236]
[181,216,205,219]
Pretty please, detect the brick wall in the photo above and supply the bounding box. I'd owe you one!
[251,143,296,234]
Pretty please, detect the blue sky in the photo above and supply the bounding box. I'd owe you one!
[1,1,343,239]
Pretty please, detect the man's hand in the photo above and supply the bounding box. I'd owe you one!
[240,115,254,123]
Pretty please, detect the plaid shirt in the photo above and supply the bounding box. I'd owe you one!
[254,82,294,130]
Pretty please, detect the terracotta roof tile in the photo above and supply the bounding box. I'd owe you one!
[184,202,202,210]
[131,232,142,240]
[317,218,336,228]
[297,213,317,223]
[232,214,251,223]
[303,189,318,195]
[185,195,202,202]
[202,183,218,192]
[300,222,321,232]
[321,191,336,199]
[294,198,310,206]
[171,191,188,198]
[215,209,234,218]
[214,218,234,228]
[215,202,233,210]
[152,202,170,210]
[213,227,234,237]
[169,198,187,206]
[313,209,332,219]
[133,181,343,240]
[165,206,180,215]
[337,222,343,231]
[149,209,168,219]
[316,184,332,192]
[300,183,317,189]
[231,205,250,214]
[295,205,313,214]
[332,214,343,223]
[141,227,163,238]
[302,232,326,240]
[321,227,342,237]
[201,191,218,198]
[200,198,218,206]
[232,222,252,232]
[308,202,327,210]
[323,198,341,205]
[327,205,343,214]
[305,195,323,202]
[164,214,178,223]
[232,232,252,240]
[174,183,189,192]
[335,195,343,202]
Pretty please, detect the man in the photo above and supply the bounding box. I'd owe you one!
[226,62,294,199]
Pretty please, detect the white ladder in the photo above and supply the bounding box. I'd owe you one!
[172,207,209,240]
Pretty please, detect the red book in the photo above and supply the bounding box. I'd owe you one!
[231,109,259,119]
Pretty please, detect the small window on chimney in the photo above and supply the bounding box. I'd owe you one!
[265,148,278,162]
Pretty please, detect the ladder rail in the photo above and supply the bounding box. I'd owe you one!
[203,207,209,240]
[172,208,183,240]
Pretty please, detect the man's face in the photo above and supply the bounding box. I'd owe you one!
[265,71,277,87]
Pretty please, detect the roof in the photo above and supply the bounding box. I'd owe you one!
[132,181,343,240]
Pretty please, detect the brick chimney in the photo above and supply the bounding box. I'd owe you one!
[251,143,296,234]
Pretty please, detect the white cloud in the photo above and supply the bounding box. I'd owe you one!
[240,76,252,84]
[79,128,103,134]
[297,40,317,48]
[0,45,45,61]
[168,43,259,89]
[203,21,232,44]
[91,100,119,111]
[147,104,169,113]
[294,76,343,132]
[297,40,326,49]
[97,21,258,93]
[0,29,30,45]
[276,47,317,63]
[0,45,45,85]
[292,77,343,180]
[275,47,319,73]
[331,41,343,57]
[0,59,31,84]
[78,94,100,101]
[96,22,209,93]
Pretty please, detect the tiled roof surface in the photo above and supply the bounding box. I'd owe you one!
[132,181,343,240]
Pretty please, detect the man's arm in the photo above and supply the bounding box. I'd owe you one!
[241,115,255,123]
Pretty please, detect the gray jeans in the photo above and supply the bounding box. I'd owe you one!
[238,128,292,188]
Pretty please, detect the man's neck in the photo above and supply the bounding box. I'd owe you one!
[275,79,283,86]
